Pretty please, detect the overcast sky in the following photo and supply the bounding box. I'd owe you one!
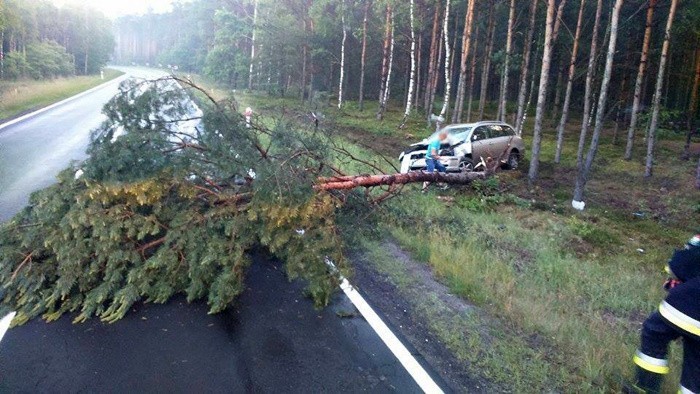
[51,0,190,18]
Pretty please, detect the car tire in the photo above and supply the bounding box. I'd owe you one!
[458,158,475,172]
[504,151,520,170]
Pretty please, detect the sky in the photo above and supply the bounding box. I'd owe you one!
[50,0,189,19]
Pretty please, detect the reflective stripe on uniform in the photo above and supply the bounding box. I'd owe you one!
[659,301,700,337]
[633,350,670,374]
[680,385,696,394]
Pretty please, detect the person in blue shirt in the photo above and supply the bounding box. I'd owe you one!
[422,131,448,191]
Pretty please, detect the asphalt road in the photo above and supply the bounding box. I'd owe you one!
[0,68,440,392]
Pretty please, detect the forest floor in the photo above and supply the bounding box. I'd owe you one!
[197,78,699,392]
[0,68,124,121]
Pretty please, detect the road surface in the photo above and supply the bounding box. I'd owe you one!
[0,68,443,392]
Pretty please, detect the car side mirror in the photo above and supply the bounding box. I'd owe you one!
[471,135,478,141]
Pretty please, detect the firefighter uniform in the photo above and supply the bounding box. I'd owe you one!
[633,237,700,393]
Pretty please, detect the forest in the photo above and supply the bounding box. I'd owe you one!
[115,0,700,192]
[0,0,114,79]
[1,0,699,391]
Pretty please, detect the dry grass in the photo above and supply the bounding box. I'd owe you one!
[0,68,123,120]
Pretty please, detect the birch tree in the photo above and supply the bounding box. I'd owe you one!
[248,0,258,90]
[527,0,557,183]
[576,0,603,169]
[358,0,370,111]
[337,0,347,109]
[624,0,657,160]
[497,0,516,122]
[573,0,624,205]
[478,1,496,120]
[645,0,680,177]
[439,0,452,119]
[424,1,441,123]
[515,0,538,134]
[452,0,476,123]
[554,0,586,163]
[400,0,417,127]
[377,4,393,120]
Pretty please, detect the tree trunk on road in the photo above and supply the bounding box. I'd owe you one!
[554,0,586,163]
[497,0,516,122]
[478,1,496,121]
[452,0,476,123]
[645,0,679,178]
[573,0,624,203]
[527,0,557,184]
[576,0,603,170]
[316,170,487,191]
[358,0,370,111]
[624,0,657,160]
[515,0,538,134]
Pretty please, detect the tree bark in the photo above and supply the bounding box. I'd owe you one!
[401,0,417,126]
[425,1,441,123]
[554,0,586,163]
[478,1,496,121]
[452,0,476,123]
[338,2,347,109]
[624,0,657,160]
[576,0,603,170]
[439,0,452,120]
[248,0,258,90]
[316,170,486,191]
[466,23,480,123]
[497,0,516,122]
[358,0,370,111]
[515,0,538,134]
[682,45,700,160]
[573,0,624,203]
[527,0,558,183]
[377,4,393,120]
[415,33,423,109]
[645,0,679,178]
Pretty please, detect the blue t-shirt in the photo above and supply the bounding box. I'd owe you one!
[426,139,441,159]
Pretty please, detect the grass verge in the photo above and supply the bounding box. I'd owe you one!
[0,68,124,121]
[185,86,698,391]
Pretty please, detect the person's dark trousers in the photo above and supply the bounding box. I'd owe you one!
[633,311,700,393]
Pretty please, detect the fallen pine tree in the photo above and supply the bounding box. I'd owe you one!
[0,76,501,325]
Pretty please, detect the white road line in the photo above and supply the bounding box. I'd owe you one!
[336,273,444,394]
[0,75,127,132]
[0,312,16,344]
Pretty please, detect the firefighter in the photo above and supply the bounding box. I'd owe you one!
[631,235,700,393]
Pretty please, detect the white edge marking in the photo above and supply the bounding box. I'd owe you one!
[0,75,128,132]
[330,261,444,394]
[0,312,16,343]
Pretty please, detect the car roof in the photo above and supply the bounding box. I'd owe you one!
[442,120,514,129]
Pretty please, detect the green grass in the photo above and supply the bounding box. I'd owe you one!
[192,87,699,392]
[0,68,124,120]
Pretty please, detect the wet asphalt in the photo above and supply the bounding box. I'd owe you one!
[0,68,436,392]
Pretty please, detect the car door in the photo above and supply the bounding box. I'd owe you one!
[487,124,509,158]
[470,126,490,162]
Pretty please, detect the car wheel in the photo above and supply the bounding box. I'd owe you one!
[503,151,519,170]
[458,158,474,172]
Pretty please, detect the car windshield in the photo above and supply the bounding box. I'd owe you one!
[428,126,472,144]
